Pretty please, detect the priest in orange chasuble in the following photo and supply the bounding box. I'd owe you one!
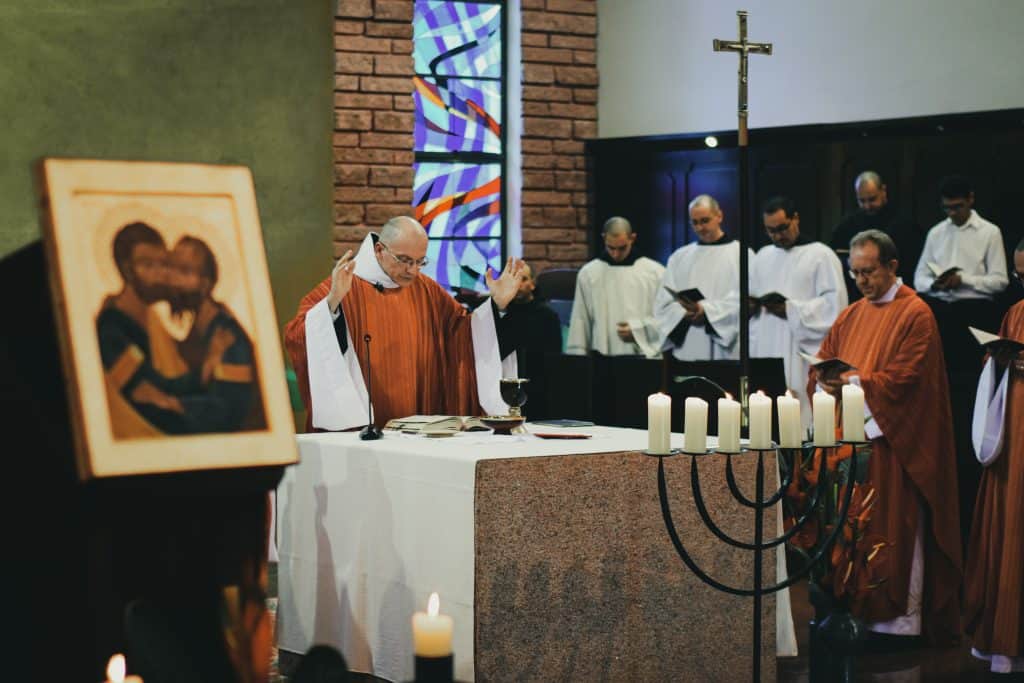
[810,229,962,646]
[964,241,1024,674]
[284,216,523,432]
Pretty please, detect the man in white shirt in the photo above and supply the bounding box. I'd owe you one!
[654,195,753,360]
[566,217,665,357]
[750,196,847,432]
[914,175,1009,546]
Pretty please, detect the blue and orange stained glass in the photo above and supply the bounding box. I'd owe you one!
[413,2,502,78]
[414,162,501,240]
[423,238,503,291]
[414,76,501,153]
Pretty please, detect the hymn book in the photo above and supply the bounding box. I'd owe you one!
[800,352,857,377]
[927,262,962,280]
[663,286,705,303]
[750,291,787,306]
[969,327,1024,355]
[383,415,490,435]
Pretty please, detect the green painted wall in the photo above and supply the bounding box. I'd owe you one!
[0,0,334,329]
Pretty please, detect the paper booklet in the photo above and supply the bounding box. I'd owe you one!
[383,415,490,435]
[968,327,1024,354]
[663,286,705,303]
[799,352,857,376]
[927,262,962,280]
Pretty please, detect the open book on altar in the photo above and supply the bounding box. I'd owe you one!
[383,415,490,435]
[800,352,857,376]
[969,327,1024,355]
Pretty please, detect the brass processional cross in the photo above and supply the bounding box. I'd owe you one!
[713,11,772,423]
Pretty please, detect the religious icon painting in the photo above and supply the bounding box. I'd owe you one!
[38,158,297,479]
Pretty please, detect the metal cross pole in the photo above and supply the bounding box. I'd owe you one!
[713,10,772,421]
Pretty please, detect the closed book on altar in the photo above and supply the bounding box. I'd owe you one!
[383,415,490,435]
[663,286,705,303]
[800,352,857,376]
[969,326,1024,355]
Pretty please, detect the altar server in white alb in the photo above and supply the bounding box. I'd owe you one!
[750,196,847,431]
[654,194,753,360]
[566,216,666,357]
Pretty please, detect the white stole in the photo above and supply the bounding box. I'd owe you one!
[972,357,1010,466]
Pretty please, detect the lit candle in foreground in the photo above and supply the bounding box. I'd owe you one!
[647,393,672,454]
[812,392,836,446]
[412,592,453,658]
[777,392,802,448]
[684,396,708,453]
[717,393,741,452]
[842,384,865,442]
[748,391,772,449]
[105,654,143,683]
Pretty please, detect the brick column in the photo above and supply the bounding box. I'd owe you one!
[333,0,415,258]
[520,0,598,272]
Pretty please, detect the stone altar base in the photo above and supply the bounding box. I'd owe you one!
[474,450,776,682]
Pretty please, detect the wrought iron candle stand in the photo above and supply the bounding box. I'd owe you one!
[645,440,867,683]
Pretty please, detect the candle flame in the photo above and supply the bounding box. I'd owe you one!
[756,390,766,396]
[724,392,733,400]
[785,389,794,398]
[428,592,440,617]
[107,654,126,682]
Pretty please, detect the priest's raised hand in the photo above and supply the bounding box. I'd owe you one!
[326,249,356,313]
[485,256,526,310]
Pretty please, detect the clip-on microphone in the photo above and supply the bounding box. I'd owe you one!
[359,333,383,441]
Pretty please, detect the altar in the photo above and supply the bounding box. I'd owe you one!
[275,426,777,682]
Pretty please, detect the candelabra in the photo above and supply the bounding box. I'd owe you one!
[645,439,867,683]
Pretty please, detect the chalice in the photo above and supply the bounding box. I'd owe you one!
[481,378,529,435]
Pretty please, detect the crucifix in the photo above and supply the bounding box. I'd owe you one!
[714,11,773,147]
[713,11,772,425]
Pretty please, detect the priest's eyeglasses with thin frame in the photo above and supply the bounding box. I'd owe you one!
[380,242,429,269]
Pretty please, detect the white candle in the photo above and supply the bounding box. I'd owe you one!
[104,654,143,683]
[812,392,836,446]
[684,396,708,453]
[842,384,865,442]
[412,592,453,657]
[647,393,672,454]
[748,391,773,449]
[717,393,741,452]
[777,393,802,448]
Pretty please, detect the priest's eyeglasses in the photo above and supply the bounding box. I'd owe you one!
[691,216,714,226]
[765,221,792,235]
[380,243,429,269]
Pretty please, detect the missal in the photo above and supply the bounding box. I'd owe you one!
[927,262,962,281]
[383,415,490,435]
[969,326,1024,355]
[750,291,787,306]
[800,352,857,377]
[663,286,705,303]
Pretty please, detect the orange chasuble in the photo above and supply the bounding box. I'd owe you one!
[809,284,962,645]
[964,300,1024,660]
[284,274,482,432]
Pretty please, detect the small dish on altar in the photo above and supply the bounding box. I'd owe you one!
[479,415,525,435]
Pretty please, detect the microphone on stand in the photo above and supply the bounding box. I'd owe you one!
[359,333,383,441]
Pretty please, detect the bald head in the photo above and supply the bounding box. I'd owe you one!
[854,170,888,215]
[602,216,633,237]
[375,215,428,287]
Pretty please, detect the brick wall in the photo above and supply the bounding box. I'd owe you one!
[332,0,598,271]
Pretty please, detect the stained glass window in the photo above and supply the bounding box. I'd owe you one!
[413,1,504,293]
